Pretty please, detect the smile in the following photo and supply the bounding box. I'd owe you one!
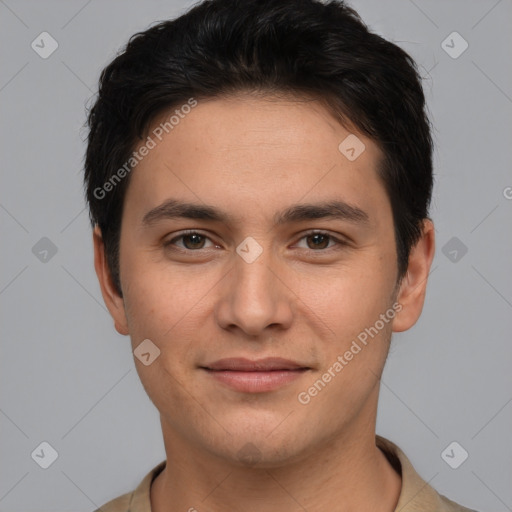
[200,357,311,392]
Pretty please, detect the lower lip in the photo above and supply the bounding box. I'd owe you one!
[203,369,308,392]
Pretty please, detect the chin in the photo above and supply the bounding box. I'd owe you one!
[202,423,313,469]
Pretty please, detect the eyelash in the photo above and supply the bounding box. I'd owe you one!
[163,229,349,253]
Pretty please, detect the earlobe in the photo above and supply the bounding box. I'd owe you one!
[92,225,130,336]
[392,219,436,333]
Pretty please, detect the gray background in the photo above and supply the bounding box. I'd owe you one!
[1,0,511,510]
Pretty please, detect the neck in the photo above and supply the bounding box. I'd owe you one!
[151,400,401,512]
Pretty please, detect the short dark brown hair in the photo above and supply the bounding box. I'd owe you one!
[84,0,434,296]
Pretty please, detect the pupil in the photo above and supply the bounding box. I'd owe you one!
[185,234,204,249]
[309,234,328,249]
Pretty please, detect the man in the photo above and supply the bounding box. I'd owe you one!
[85,0,478,510]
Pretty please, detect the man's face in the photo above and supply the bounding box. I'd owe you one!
[101,94,406,466]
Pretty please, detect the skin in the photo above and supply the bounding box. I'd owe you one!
[93,93,435,512]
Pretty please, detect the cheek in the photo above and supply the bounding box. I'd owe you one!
[120,248,189,334]
[297,258,394,331]
[121,263,216,373]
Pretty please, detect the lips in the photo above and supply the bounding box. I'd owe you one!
[202,357,308,372]
[200,357,310,393]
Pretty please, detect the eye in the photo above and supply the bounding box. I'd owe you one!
[295,230,347,251]
[163,230,348,253]
[164,230,217,251]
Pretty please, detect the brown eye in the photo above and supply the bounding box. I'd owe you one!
[306,233,330,250]
[164,231,215,251]
[294,230,348,252]
[181,233,206,249]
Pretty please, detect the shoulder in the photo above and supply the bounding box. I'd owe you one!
[438,492,480,512]
[91,460,166,512]
[92,490,133,512]
[376,435,480,512]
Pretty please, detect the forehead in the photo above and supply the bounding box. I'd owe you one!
[124,94,388,225]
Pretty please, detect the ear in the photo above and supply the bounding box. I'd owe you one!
[93,225,129,336]
[392,219,435,332]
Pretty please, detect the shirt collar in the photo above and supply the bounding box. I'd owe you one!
[376,435,446,510]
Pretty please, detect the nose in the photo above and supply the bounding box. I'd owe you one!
[214,245,294,337]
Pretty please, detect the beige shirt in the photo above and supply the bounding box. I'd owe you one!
[94,436,478,512]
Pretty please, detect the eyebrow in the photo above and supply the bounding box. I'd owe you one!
[141,198,370,227]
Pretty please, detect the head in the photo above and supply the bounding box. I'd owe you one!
[85,0,435,466]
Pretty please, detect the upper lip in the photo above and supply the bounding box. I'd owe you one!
[202,357,309,371]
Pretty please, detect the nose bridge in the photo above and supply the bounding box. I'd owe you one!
[235,248,275,301]
[216,241,293,335]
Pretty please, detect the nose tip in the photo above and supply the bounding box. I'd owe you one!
[214,251,294,336]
